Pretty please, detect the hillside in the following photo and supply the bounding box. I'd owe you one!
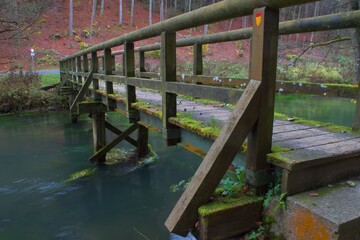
[0,0,244,72]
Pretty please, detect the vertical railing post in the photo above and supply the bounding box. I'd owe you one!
[104,48,116,111]
[60,61,64,84]
[139,50,146,75]
[83,54,89,76]
[124,42,138,123]
[161,31,180,146]
[91,52,101,101]
[76,56,82,89]
[246,7,279,193]
[193,43,203,83]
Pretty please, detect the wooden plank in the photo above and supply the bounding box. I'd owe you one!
[246,7,279,190]
[76,56,82,89]
[269,138,360,171]
[272,128,329,142]
[274,132,360,150]
[70,71,94,112]
[140,72,159,79]
[165,80,261,236]
[78,102,107,114]
[127,77,161,90]
[166,82,243,105]
[89,123,139,163]
[137,124,149,157]
[125,42,138,122]
[161,31,180,146]
[272,123,321,134]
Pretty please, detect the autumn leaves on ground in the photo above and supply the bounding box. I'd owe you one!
[0,0,244,72]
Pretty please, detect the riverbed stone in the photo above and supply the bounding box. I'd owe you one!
[265,178,360,240]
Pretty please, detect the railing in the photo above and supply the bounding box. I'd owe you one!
[60,0,360,236]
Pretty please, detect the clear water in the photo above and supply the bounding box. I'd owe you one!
[0,94,356,239]
[0,112,201,240]
[275,93,356,127]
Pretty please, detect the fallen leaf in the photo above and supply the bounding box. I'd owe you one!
[308,192,319,197]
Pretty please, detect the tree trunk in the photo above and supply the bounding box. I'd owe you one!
[100,0,105,16]
[90,0,97,44]
[310,2,319,43]
[160,0,164,21]
[204,24,208,36]
[149,0,152,25]
[119,0,123,25]
[350,0,360,130]
[130,0,135,25]
[69,0,73,37]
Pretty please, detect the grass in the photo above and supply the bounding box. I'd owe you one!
[40,74,60,87]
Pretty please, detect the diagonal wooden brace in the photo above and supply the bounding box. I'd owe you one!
[105,121,138,147]
[89,123,139,163]
[165,80,262,236]
[70,70,94,113]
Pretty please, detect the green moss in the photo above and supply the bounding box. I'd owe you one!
[274,112,354,133]
[64,168,96,183]
[198,195,262,217]
[271,145,292,153]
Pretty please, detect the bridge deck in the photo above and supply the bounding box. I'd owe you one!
[97,82,360,195]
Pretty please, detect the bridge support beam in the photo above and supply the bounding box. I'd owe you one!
[124,42,138,123]
[246,7,280,193]
[104,48,117,111]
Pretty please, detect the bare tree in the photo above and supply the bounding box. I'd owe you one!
[119,0,123,25]
[90,0,97,44]
[149,0,153,25]
[69,0,73,37]
[130,0,135,25]
[100,0,105,16]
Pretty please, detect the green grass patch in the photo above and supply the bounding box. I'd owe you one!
[40,74,60,87]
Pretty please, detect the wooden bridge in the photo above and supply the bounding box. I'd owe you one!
[60,0,360,238]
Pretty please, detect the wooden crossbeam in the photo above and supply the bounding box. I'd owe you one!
[105,121,138,147]
[165,80,262,236]
[70,70,94,112]
[89,123,139,163]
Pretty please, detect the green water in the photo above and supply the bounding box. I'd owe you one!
[0,94,356,239]
[275,93,356,127]
[0,112,200,239]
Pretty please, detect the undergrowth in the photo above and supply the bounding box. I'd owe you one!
[0,71,67,113]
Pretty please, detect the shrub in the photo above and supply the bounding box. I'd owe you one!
[79,42,89,50]
[0,72,67,113]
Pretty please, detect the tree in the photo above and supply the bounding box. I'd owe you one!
[0,0,52,66]
[130,0,135,25]
[119,0,123,25]
[100,0,105,16]
[149,0,152,25]
[69,0,73,37]
[90,0,97,44]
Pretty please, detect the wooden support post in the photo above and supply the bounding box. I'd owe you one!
[82,54,89,82]
[137,124,149,157]
[124,42,138,123]
[111,55,116,72]
[246,7,279,192]
[193,44,203,79]
[139,51,146,73]
[165,80,262,235]
[161,31,180,146]
[104,48,116,111]
[92,112,107,163]
[91,52,101,101]
[71,58,76,86]
[76,56,82,89]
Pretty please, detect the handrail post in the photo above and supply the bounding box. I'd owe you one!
[161,31,180,146]
[246,7,279,194]
[139,50,146,74]
[91,52,101,101]
[83,54,89,75]
[193,43,203,83]
[124,42,138,123]
[104,48,116,111]
[76,56,82,89]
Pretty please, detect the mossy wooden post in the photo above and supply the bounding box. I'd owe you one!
[161,31,180,146]
[193,43,203,81]
[139,51,146,73]
[137,124,149,157]
[246,7,279,193]
[104,48,116,111]
[91,52,101,101]
[124,42,138,123]
[92,111,107,163]
[82,54,89,77]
